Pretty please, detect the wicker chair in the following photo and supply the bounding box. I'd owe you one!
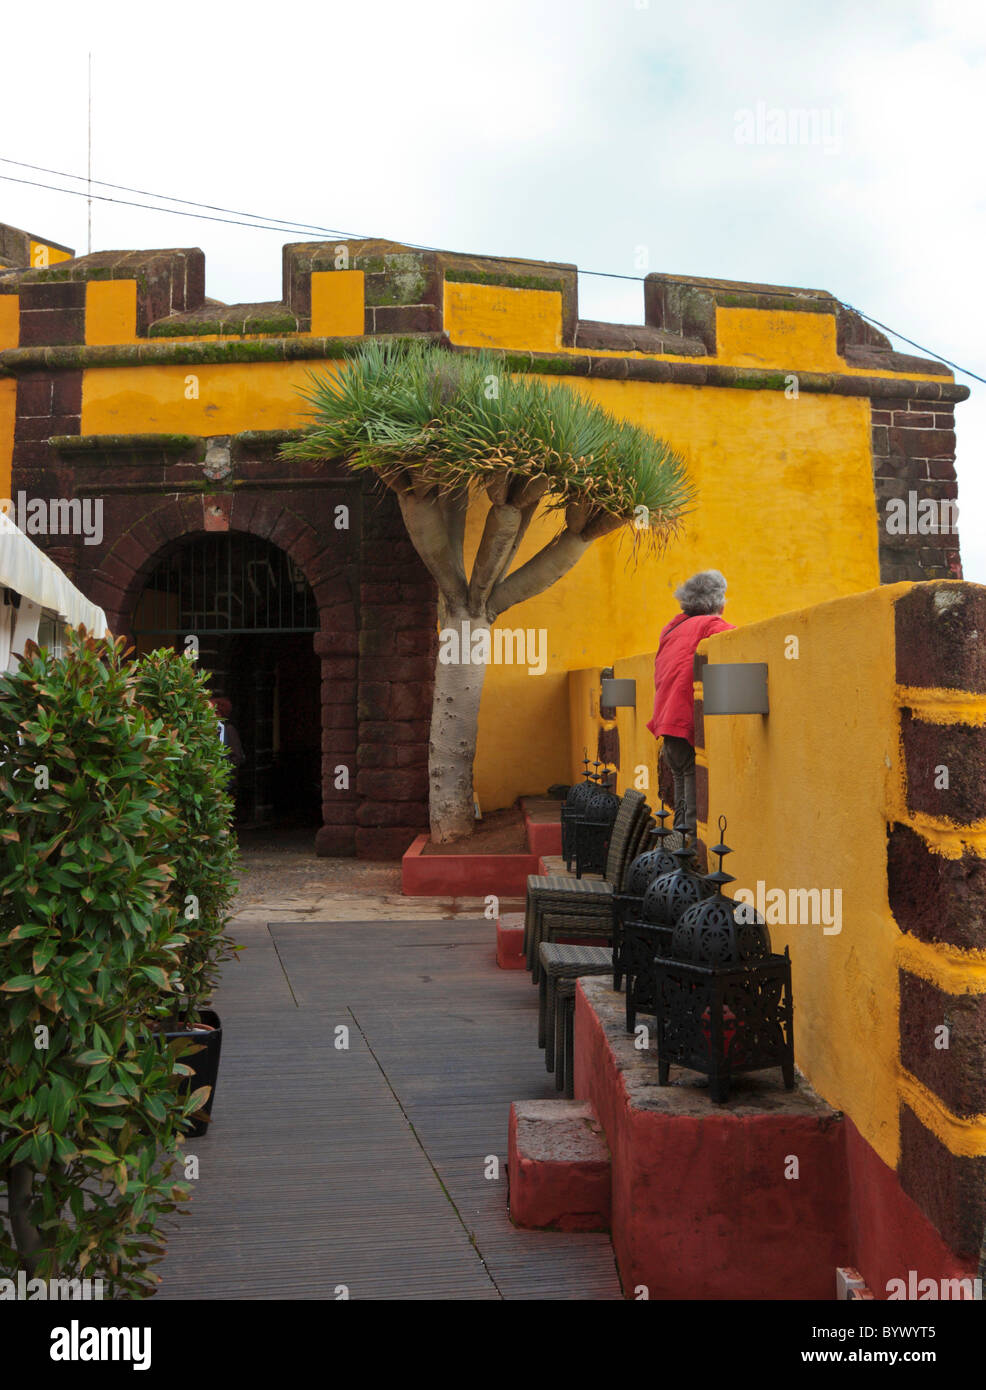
[524,790,648,983]
[537,942,614,1072]
[553,963,610,1099]
[536,813,654,968]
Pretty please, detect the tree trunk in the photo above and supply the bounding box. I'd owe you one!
[428,604,489,844]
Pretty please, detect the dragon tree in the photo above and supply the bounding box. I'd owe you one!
[281,340,695,844]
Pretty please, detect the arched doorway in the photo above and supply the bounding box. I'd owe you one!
[131,532,321,831]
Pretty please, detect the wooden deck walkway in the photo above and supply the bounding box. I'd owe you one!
[156,920,622,1300]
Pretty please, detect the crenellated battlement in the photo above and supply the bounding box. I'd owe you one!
[0,236,962,387]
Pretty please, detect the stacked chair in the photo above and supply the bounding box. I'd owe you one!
[524,789,648,984]
[528,789,688,1098]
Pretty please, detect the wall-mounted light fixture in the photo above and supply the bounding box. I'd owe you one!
[702,662,768,715]
[600,676,637,708]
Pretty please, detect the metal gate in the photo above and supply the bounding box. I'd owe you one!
[132,533,318,637]
[132,534,322,829]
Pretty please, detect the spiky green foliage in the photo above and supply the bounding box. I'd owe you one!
[281,339,695,544]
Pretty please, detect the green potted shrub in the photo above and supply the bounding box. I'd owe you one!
[135,650,240,1138]
[0,629,204,1292]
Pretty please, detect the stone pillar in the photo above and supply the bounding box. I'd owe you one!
[355,487,436,859]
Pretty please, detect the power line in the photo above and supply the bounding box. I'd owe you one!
[841,303,985,386]
[0,155,343,238]
[1,156,982,385]
[0,171,336,237]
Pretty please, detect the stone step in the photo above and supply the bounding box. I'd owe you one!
[508,1099,611,1232]
[496,914,525,970]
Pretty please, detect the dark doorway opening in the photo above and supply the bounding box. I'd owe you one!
[132,533,321,831]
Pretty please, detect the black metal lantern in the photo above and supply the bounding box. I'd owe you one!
[571,775,620,878]
[561,752,599,870]
[622,837,713,1031]
[652,816,795,1103]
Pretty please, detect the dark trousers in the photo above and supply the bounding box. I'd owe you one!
[661,735,696,837]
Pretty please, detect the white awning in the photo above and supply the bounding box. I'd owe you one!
[0,512,109,636]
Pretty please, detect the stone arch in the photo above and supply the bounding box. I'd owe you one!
[86,490,360,854]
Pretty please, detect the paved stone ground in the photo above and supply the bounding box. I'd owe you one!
[153,831,622,1299]
[156,918,622,1300]
[231,829,526,924]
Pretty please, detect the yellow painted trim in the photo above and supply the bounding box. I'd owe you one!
[0,295,18,351]
[444,281,562,352]
[896,686,986,726]
[27,240,72,270]
[0,376,15,496]
[85,281,138,346]
[898,933,986,991]
[311,270,364,337]
[892,811,986,859]
[550,344,950,382]
[898,1070,986,1156]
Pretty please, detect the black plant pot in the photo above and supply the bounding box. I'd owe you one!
[164,1008,223,1139]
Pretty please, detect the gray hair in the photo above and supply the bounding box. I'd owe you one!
[674,570,727,616]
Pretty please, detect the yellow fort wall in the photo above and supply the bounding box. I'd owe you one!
[0,376,15,500]
[693,589,904,1166]
[569,583,986,1175]
[29,252,956,811]
[79,360,881,810]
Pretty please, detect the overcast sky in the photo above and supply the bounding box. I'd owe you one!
[3,0,983,579]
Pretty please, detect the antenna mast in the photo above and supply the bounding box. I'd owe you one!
[87,52,93,254]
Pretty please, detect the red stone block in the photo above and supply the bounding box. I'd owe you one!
[316,628,359,657]
[389,681,432,721]
[320,729,356,753]
[51,373,83,415]
[508,1100,611,1231]
[322,680,356,706]
[888,427,956,458]
[496,915,525,969]
[356,768,429,802]
[319,657,358,681]
[322,705,357,730]
[395,744,428,768]
[360,720,431,744]
[355,801,429,828]
[366,655,433,683]
[15,376,54,416]
[269,511,308,554]
[111,533,153,574]
[250,503,284,540]
[315,824,356,857]
[355,826,420,860]
[892,412,935,428]
[395,628,437,656]
[360,582,401,603]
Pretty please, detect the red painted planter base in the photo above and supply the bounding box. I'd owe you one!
[574,978,849,1299]
[401,798,561,897]
[496,916,526,969]
[401,835,541,897]
[508,1100,611,1232]
[569,977,978,1299]
[844,1116,977,1298]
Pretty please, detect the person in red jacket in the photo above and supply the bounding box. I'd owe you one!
[646,570,734,840]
